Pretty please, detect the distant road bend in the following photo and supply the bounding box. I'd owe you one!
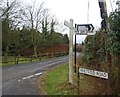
[2,53,80,95]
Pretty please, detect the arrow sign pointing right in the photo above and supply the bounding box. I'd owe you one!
[74,24,95,35]
[76,24,94,32]
[89,24,94,31]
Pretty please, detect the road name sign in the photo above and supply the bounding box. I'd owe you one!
[79,68,108,79]
[75,24,94,35]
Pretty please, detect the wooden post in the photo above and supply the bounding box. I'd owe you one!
[16,55,20,64]
[46,53,48,58]
[15,56,16,64]
[64,19,74,84]
[51,53,53,57]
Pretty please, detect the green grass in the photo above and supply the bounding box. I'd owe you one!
[0,63,2,66]
[1,56,42,67]
[1,53,66,67]
[1,56,50,67]
[1,60,30,66]
[39,64,80,95]
[41,64,70,95]
[38,64,109,95]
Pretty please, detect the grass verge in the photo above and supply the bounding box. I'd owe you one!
[1,56,48,67]
[38,64,109,95]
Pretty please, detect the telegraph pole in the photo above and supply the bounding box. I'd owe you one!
[116,0,120,11]
[64,19,74,84]
[98,0,109,95]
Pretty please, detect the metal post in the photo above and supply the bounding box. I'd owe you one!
[74,35,76,73]
[78,67,80,95]
[74,24,77,73]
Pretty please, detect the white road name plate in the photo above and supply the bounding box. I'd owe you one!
[79,68,108,79]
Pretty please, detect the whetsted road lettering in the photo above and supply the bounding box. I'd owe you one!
[79,68,108,79]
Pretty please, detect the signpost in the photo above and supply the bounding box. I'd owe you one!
[64,19,74,84]
[64,19,96,89]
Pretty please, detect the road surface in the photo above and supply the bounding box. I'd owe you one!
[2,53,80,95]
[2,55,70,95]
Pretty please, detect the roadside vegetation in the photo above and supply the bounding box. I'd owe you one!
[38,64,109,95]
[38,9,119,95]
[1,51,68,67]
[1,0,119,95]
[81,10,119,95]
[1,56,39,66]
[1,0,69,66]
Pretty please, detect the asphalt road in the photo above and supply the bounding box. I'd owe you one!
[2,55,70,95]
[2,52,80,95]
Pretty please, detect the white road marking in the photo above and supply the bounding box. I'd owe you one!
[18,57,68,82]
[8,68,14,70]
[47,60,66,66]
[60,58,68,60]
[18,72,43,82]
[27,75,34,78]
[48,61,53,63]
[34,72,42,76]
[34,59,67,71]
[22,77,27,80]
[37,59,67,70]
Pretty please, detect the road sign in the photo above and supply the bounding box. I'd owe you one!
[75,24,94,35]
[76,24,94,32]
[79,68,108,79]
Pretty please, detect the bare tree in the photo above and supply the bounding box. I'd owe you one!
[1,0,22,62]
[20,1,49,57]
[55,21,67,32]
[49,16,67,33]
[0,0,21,29]
[20,1,47,30]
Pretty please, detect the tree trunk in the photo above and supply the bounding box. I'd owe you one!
[34,46,37,58]
[104,32,113,95]
[16,55,19,64]
[4,46,9,63]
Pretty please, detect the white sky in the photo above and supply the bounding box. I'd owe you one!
[23,0,117,43]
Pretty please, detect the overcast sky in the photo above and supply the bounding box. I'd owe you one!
[23,0,117,43]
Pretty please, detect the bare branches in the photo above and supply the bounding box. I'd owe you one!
[20,1,47,31]
[0,0,22,29]
[0,0,18,18]
[1,0,66,32]
[54,21,67,32]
